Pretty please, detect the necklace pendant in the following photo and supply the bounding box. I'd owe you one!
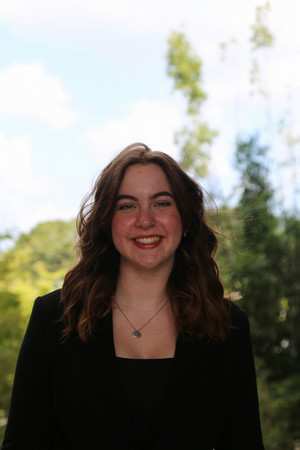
[132,330,142,338]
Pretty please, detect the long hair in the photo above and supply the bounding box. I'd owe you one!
[61,143,232,341]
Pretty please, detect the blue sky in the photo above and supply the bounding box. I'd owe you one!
[0,0,299,235]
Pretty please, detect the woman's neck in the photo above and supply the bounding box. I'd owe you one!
[115,265,171,310]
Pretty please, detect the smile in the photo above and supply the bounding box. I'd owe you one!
[131,236,163,249]
[133,236,161,244]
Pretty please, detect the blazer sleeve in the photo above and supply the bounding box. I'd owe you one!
[216,307,265,450]
[1,297,57,450]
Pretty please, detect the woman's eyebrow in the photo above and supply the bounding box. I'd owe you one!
[116,191,175,202]
[151,191,175,199]
[116,194,137,201]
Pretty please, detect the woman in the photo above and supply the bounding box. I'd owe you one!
[2,143,264,450]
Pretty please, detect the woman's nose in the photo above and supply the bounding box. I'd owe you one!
[136,207,156,227]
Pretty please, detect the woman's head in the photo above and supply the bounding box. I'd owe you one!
[77,143,205,265]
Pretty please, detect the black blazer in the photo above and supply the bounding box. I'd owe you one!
[2,290,264,450]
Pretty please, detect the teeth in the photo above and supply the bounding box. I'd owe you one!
[134,236,161,244]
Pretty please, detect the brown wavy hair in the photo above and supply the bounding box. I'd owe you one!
[61,143,232,341]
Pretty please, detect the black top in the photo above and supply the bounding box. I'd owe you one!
[1,289,265,450]
[116,357,173,444]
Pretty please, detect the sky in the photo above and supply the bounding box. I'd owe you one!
[0,0,299,237]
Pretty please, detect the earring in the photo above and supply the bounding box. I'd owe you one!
[183,230,187,238]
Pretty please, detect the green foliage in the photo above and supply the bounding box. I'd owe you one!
[0,220,77,445]
[250,2,274,50]
[167,31,206,116]
[175,124,218,177]
[212,207,245,291]
[0,220,77,315]
[234,136,276,245]
[232,136,281,333]
[219,37,237,61]
[0,291,25,443]
[249,2,274,98]
[212,135,300,449]
[167,31,217,178]
[228,135,300,449]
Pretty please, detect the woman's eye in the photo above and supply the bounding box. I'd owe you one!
[119,204,135,210]
[156,201,171,207]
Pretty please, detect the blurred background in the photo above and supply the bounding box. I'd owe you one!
[0,0,299,448]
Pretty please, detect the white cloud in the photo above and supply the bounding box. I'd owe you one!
[0,0,294,44]
[17,203,76,233]
[0,133,76,233]
[1,1,299,121]
[0,0,195,38]
[0,0,298,37]
[86,97,185,167]
[0,133,46,195]
[0,133,50,230]
[0,62,79,128]
[0,0,226,32]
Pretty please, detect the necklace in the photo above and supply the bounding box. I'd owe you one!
[115,299,169,338]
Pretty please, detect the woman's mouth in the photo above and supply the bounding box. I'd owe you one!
[134,236,161,244]
[132,236,163,248]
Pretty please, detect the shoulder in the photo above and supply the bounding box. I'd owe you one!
[30,289,63,327]
[224,299,250,332]
[17,290,64,358]
[222,300,254,355]
[35,288,62,310]
[35,288,62,307]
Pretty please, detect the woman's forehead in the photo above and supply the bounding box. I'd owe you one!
[119,163,172,193]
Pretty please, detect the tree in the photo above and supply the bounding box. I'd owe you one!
[0,234,24,444]
[0,220,77,315]
[0,291,24,433]
[249,1,274,97]
[232,136,281,340]
[275,216,300,447]
[250,2,274,50]
[167,31,217,178]
[232,135,300,449]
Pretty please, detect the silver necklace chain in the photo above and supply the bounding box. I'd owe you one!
[115,299,169,338]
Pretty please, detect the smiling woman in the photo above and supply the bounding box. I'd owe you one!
[1,143,265,450]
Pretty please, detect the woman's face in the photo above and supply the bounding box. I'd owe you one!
[111,163,182,274]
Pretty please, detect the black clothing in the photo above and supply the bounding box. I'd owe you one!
[117,357,173,444]
[2,289,264,449]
